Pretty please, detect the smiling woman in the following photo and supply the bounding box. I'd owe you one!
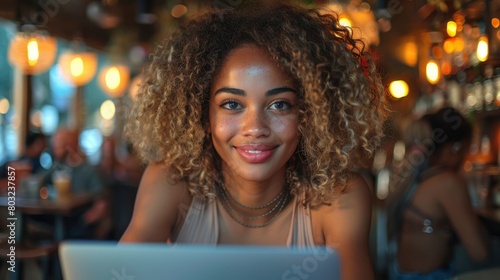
[120,2,389,280]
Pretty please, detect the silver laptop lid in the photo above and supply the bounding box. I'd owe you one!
[59,241,341,280]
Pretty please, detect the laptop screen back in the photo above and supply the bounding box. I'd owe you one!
[59,241,341,280]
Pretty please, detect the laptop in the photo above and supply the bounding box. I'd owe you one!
[59,241,341,280]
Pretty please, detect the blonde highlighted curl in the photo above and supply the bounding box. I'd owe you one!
[125,2,389,207]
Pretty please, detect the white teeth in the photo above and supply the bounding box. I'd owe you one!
[246,150,262,154]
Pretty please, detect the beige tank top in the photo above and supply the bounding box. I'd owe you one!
[172,193,315,248]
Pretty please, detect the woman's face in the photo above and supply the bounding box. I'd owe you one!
[208,45,299,183]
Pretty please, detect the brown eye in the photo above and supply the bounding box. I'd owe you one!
[269,101,291,111]
[221,100,243,110]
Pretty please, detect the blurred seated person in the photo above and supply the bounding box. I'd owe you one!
[19,131,47,174]
[42,127,103,195]
[35,127,110,239]
[387,107,489,279]
[0,131,47,180]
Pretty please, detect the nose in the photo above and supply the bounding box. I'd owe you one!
[242,107,270,138]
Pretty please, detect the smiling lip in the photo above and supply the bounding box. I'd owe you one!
[235,144,277,163]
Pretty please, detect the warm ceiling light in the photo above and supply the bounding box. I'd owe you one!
[426,60,440,84]
[27,39,39,67]
[171,4,187,18]
[453,38,464,52]
[70,57,84,77]
[396,40,418,67]
[447,21,457,37]
[58,51,98,86]
[99,64,130,98]
[477,36,488,62]
[105,67,121,90]
[338,16,352,28]
[8,32,57,75]
[100,100,116,120]
[443,39,454,53]
[492,18,500,28]
[389,80,409,99]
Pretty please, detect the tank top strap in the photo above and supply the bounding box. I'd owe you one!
[173,194,219,245]
[286,192,316,248]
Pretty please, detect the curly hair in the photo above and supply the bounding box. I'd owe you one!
[125,2,389,207]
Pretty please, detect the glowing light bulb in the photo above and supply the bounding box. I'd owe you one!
[339,17,352,28]
[477,36,488,62]
[100,100,116,120]
[27,39,39,67]
[447,21,457,37]
[389,80,409,99]
[426,60,439,84]
[70,57,84,77]
[105,67,121,90]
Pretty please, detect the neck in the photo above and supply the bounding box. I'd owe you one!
[220,166,287,209]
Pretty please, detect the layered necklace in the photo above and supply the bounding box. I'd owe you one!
[218,183,290,228]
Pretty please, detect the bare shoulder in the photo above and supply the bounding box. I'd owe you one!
[427,171,468,198]
[318,173,371,218]
[429,171,463,186]
[120,163,191,243]
[315,173,372,243]
[314,174,372,242]
[316,173,374,280]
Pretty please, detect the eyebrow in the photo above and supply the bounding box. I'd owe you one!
[214,86,296,96]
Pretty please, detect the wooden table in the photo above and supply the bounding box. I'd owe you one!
[0,193,98,280]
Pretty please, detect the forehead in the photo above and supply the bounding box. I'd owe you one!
[212,45,293,87]
[223,44,274,65]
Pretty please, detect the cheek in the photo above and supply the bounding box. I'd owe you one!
[271,117,299,144]
[210,114,240,141]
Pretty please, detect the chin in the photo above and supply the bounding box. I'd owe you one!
[228,164,285,183]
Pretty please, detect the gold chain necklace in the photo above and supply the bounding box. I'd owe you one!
[218,184,290,228]
[221,183,285,209]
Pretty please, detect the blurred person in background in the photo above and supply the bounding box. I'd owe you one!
[37,126,110,239]
[42,127,104,195]
[387,107,489,280]
[0,131,47,181]
[19,131,47,174]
